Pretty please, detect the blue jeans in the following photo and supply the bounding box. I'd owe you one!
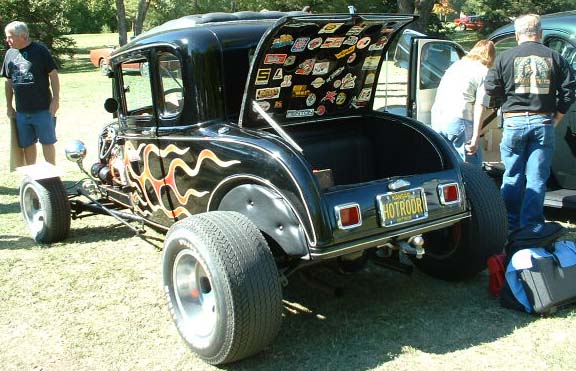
[500,114,555,233]
[434,117,483,166]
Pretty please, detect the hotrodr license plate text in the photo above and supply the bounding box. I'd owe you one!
[377,188,428,227]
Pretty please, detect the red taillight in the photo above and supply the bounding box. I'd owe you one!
[439,183,460,205]
[335,203,362,229]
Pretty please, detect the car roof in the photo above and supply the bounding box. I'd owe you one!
[489,11,576,40]
[112,11,308,59]
[134,11,307,40]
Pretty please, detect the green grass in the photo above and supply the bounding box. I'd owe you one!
[1,33,576,371]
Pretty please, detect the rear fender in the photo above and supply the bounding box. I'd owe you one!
[217,184,308,257]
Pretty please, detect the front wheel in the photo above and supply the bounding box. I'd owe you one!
[99,59,109,75]
[162,211,282,364]
[412,163,507,280]
[459,23,467,31]
[20,176,71,243]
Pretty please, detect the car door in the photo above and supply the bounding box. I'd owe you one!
[114,51,178,227]
[545,35,576,189]
[407,39,466,125]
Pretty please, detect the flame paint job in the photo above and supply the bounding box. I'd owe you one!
[125,142,240,218]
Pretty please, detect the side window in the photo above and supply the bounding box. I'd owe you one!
[159,52,183,117]
[374,30,411,114]
[122,57,153,116]
[493,34,517,56]
[419,43,460,90]
[546,37,576,72]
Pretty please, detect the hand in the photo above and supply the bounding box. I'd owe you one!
[6,106,15,118]
[465,141,478,155]
[49,98,59,116]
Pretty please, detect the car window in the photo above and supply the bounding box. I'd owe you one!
[419,43,460,90]
[159,52,183,117]
[493,34,517,56]
[373,30,411,115]
[121,58,153,116]
[546,37,576,72]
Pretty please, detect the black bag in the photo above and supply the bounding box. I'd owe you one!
[504,222,568,262]
[500,222,576,315]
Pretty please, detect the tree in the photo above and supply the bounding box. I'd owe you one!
[0,0,75,64]
[433,0,455,22]
[133,0,152,35]
[116,0,129,45]
[397,0,437,33]
[64,0,117,34]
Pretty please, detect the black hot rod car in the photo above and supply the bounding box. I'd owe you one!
[19,11,507,364]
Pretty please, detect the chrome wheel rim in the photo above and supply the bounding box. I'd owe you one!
[173,249,218,341]
[22,184,45,235]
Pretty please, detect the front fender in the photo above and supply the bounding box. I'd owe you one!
[17,163,62,181]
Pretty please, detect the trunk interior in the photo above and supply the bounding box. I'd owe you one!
[283,115,447,188]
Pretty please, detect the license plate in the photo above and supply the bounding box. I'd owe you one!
[377,188,428,227]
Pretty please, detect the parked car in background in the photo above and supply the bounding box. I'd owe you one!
[453,15,486,31]
[89,46,147,75]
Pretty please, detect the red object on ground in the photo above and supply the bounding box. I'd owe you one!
[488,253,506,297]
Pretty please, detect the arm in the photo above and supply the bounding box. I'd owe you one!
[48,69,60,116]
[484,58,505,103]
[554,56,575,126]
[5,79,15,118]
[466,76,490,155]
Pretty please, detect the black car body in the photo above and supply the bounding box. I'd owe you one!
[18,11,506,364]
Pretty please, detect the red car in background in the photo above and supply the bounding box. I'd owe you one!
[89,47,147,75]
[454,15,485,31]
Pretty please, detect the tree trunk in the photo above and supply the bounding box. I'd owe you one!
[397,0,414,14]
[413,0,436,33]
[397,0,435,33]
[116,0,128,46]
[134,0,152,36]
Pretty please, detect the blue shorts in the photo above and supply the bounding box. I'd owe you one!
[16,110,57,148]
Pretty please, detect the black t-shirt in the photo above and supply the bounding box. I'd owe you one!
[1,41,58,112]
[485,41,575,115]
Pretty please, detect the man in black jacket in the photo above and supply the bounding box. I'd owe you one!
[485,14,575,233]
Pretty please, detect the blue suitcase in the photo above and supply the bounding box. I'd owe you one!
[505,240,576,315]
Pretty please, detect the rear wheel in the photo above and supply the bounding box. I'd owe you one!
[162,211,282,364]
[412,163,507,280]
[459,23,467,31]
[20,176,71,243]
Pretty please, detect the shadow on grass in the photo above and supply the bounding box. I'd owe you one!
[69,223,141,243]
[230,265,537,371]
[60,57,97,74]
[0,201,20,214]
[0,186,19,196]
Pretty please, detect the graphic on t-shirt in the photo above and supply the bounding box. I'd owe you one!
[11,53,34,85]
[513,56,551,94]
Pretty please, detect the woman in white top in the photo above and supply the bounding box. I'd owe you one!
[431,39,496,166]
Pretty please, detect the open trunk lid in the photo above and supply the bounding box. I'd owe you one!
[239,13,415,128]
